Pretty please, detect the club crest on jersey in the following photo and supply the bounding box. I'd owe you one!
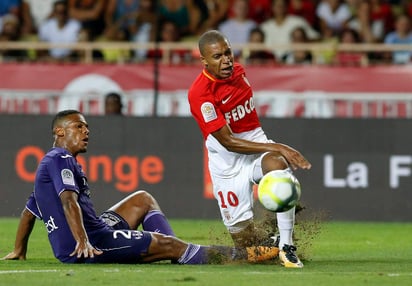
[61,169,75,186]
[201,102,217,122]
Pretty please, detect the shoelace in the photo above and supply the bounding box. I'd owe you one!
[285,245,297,252]
[283,245,298,262]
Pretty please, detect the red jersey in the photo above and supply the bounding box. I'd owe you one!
[188,63,261,139]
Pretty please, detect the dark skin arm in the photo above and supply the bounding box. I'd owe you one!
[68,0,105,21]
[2,208,36,260]
[212,125,311,170]
[60,190,102,259]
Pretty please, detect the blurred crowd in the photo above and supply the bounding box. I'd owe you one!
[1,0,412,65]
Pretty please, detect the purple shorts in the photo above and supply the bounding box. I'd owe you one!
[83,228,153,264]
[100,210,130,230]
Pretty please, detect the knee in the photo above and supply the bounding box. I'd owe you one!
[131,190,160,211]
[262,152,288,173]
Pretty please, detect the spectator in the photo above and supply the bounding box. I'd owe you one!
[38,0,81,61]
[129,0,158,61]
[96,24,131,63]
[195,0,230,34]
[105,0,140,31]
[0,1,35,37]
[148,19,192,64]
[218,0,257,57]
[0,14,20,40]
[345,0,361,17]
[68,0,106,40]
[244,26,276,65]
[384,14,412,64]
[0,14,26,61]
[246,0,272,24]
[0,1,34,41]
[260,0,319,60]
[311,22,340,64]
[346,0,386,62]
[17,1,51,61]
[405,0,412,20]
[18,1,35,36]
[0,0,20,17]
[159,19,181,42]
[24,0,55,32]
[333,28,367,66]
[316,0,352,34]
[227,0,272,24]
[158,0,202,37]
[288,0,317,27]
[105,92,124,115]
[370,0,393,36]
[346,0,381,42]
[283,26,313,65]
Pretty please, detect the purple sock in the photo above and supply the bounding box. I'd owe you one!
[142,210,175,236]
[177,244,208,264]
[177,244,234,264]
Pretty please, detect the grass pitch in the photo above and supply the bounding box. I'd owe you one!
[0,218,411,286]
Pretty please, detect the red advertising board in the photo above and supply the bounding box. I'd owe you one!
[1,63,412,117]
[1,63,412,92]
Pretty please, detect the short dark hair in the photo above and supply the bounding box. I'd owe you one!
[249,27,265,41]
[105,92,123,106]
[52,110,81,132]
[198,30,228,56]
[54,0,68,11]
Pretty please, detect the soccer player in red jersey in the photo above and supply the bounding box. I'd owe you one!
[188,30,312,268]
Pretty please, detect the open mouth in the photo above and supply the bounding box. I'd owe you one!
[221,65,233,76]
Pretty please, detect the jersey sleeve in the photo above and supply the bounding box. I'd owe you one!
[47,154,80,196]
[189,88,227,138]
[25,192,42,219]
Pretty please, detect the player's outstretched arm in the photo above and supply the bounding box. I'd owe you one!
[273,143,312,170]
[1,208,36,260]
[212,125,312,170]
[60,190,103,259]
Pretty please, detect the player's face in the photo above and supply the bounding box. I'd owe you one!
[201,39,234,79]
[60,114,89,156]
[105,97,122,115]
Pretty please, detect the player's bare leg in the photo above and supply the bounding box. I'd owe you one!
[140,232,235,264]
[107,190,175,236]
[107,190,158,229]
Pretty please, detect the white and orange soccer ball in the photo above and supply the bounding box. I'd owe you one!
[257,169,301,212]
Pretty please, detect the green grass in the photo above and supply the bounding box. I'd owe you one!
[0,218,411,286]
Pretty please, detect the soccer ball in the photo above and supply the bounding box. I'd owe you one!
[257,169,301,212]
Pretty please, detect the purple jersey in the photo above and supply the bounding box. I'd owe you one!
[30,147,152,263]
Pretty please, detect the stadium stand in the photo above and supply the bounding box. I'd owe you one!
[0,0,412,117]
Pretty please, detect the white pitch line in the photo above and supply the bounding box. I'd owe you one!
[0,269,59,274]
[1,269,411,278]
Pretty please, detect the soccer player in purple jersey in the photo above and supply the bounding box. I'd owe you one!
[2,110,278,264]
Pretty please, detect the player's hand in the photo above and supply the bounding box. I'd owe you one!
[70,240,103,259]
[1,251,26,260]
[277,143,312,170]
